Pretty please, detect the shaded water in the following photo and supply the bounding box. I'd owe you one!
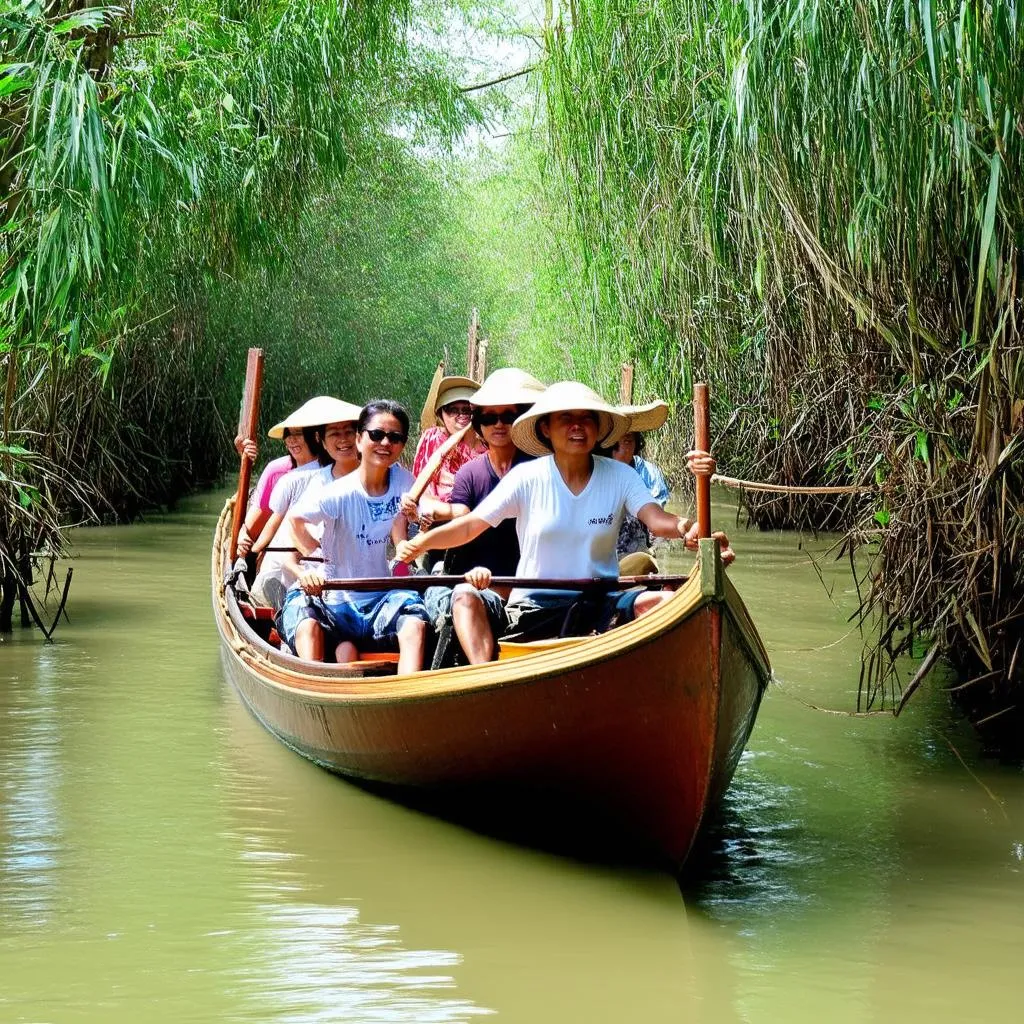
[2,490,1022,1022]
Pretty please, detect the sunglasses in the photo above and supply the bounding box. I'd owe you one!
[363,428,407,444]
[477,410,518,427]
[443,404,473,417]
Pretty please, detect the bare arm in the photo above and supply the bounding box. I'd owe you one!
[391,513,409,546]
[289,512,319,559]
[396,512,491,563]
[250,511,284,555]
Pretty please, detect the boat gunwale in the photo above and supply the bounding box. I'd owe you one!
[213,497,771,707]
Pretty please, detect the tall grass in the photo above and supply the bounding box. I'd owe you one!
[0,0,481,620]
[538,0,1023,727]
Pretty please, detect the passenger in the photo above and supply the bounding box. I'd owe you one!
[235,400,323,557]
[607,401,672,559]
[280,400,430,673]
[419,368,545,665]
[396,381,733,643]
[408,372,485,528]
[249,398,363,609]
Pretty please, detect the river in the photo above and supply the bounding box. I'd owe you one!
[2,489,1022,1022]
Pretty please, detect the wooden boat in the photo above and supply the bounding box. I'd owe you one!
[212,497,771,870]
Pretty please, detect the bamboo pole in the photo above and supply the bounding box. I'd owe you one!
[467,308,479,378]
[229,348,265,561]
[619,363,634,404]
[693,383,711,539]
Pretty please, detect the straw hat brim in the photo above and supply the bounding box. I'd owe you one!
[471,368,547,408]
[419,369,480,430]
[268,396,363,438]
[510,381,631,458]
[621,399,669,434]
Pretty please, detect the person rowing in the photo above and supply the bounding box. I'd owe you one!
[235,400,327,560]
[396,381,734,644]
[415,368,546,665]
[247,397,363,609]
[606,400,672,571]
[280,401,429,671]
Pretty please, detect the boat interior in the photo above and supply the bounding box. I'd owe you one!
[234,594,592,676]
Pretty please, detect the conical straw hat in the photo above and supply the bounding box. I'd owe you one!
[510,381,631,457]
[268,396,363,438]
[419,364,480,431]
[470,368,546,408]
[620,399,669,434]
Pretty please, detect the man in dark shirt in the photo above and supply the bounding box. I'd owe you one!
[419,369,544,665]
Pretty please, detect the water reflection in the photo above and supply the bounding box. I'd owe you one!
[0,642,66,926]
[2,491,1024,1023]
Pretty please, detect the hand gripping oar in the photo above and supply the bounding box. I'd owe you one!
[406,423,472,504]
[229,348,265,561]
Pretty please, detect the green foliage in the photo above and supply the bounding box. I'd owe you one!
[537,0,1023,718]
[0,0,481,572]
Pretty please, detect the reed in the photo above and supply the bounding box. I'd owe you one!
[536,0,1023,729]
[0,0,481,621]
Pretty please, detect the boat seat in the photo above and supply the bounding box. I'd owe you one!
[335,652,400,675]
[498,636,589,660]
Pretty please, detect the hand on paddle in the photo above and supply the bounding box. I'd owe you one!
[234,436,258,462]
[463,566,492,591]
[298,570,326,597]
[685,449,716,478]
[399,492,420,523]
[683,449,735,565]
[396,537,425,565]
[237,528,253,556]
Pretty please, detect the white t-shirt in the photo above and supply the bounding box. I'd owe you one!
[258,461,327,577]
[475,455,654,601]
[294,465,413,605]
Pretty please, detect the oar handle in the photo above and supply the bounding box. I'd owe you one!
[317,574,689,593]
[693,382,711,539]
[407,423,471,504]
[229,348,265,561]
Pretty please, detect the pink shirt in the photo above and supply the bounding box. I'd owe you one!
[411,427,484,502]
[250,455,293,512]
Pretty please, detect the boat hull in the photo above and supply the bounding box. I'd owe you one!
[214,501,770,868]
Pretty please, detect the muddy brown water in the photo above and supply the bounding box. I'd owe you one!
[2,489,1022,1022]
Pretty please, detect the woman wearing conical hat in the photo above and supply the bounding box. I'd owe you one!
[247,396,364,610]
[605,400,672,564]
[406,367,486,525]
[397,381,733,644]
[422,368,546,666]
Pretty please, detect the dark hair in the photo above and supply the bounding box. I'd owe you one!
[358,400,410,438]
[472,403,530,444]
[283,425,330,467]
[304,425,332,466]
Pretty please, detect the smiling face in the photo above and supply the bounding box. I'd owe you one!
[477,405,518,451]
[282,428,314,465]
[440,402,473,436]
[540,409,601,455]
[357,412,407,468]
[324,421,358,468]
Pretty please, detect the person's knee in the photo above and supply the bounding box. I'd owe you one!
[398,617,427,641]
[452,586,483,612]
[633,591,668,618]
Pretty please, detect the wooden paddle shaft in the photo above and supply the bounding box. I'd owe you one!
[693,382,711,539]
[229,348,265,561]
[407,423,471,504]
[319,574,689,592]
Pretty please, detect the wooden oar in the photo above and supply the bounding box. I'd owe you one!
[229,348,265,561]
[318,574,689,593]
[693,382,711,539]
[407,423,471,504]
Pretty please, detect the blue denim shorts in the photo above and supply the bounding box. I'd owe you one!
[277,587,428,653]
[325,590,429,651]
